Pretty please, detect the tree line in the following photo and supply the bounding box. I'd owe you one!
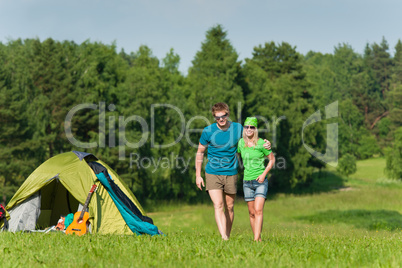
[1,25,401,205]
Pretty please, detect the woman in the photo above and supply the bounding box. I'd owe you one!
[237,117,275,241]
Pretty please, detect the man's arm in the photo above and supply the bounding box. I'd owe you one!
[195,143,207,190]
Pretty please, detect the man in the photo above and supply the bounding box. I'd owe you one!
[195,102,271,240]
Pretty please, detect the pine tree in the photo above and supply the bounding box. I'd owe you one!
[0,40,41,204]
[25,38,75,157]
[114,45,166,200]
[187,25,244,123]
[362,38,392,129]
[388,40,402,129]
[244,42,324,189]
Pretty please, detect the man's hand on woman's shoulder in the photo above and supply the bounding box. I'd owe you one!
[263,139,271,150]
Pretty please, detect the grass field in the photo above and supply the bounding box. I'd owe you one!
[2,158,402,267]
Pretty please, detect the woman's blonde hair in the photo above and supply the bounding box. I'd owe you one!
[243,128,259,148]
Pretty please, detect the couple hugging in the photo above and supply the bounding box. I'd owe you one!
[196,102,275,241]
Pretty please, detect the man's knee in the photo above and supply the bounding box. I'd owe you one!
[225,203,234,213]
[213,202,225,211]
[225,194,235,212]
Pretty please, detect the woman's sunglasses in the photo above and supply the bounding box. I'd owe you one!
[214,113,228,120]
[244,125,256,130]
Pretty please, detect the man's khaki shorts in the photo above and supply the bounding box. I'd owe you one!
[205,173,237,194]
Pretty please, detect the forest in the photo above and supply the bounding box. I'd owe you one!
[1,25,401,205]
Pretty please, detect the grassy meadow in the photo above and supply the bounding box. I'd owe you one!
[1,158,402,267]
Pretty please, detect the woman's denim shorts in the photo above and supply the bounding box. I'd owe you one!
[243,178,268,202]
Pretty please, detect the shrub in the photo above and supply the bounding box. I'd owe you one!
[357,135,380,159]
[385,127,402,180]
[337,153,357,177]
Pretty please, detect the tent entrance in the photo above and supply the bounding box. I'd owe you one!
[8,179,80,231]
[37,180,79,228]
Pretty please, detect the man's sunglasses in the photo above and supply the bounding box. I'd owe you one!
[214,113,228,120]
[244,125,256,130]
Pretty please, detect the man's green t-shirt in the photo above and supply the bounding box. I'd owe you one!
[237,138,272,181]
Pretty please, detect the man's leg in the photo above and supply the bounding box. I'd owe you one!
[224,193,235,238]
[208,189,228,240]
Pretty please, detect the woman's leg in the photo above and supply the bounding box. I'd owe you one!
[253,196,265,241]
[247,201,256,237]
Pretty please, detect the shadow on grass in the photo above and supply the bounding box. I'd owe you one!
[144,170,347,210]
[298,209,402,231]
[269,170,347,197]
[301,170,347,194]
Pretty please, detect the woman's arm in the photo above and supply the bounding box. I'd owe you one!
[256,152,275,182]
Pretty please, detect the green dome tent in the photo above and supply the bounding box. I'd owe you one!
[3,151,158,235]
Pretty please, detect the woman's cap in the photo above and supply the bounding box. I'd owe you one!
[244,117,258,128]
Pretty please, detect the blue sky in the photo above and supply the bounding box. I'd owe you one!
[0,0,401,74]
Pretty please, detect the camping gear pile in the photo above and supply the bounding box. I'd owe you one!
[0,204,8,231]
[0,151,160,236]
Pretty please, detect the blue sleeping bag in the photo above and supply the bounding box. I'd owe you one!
[95,172,159,236]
